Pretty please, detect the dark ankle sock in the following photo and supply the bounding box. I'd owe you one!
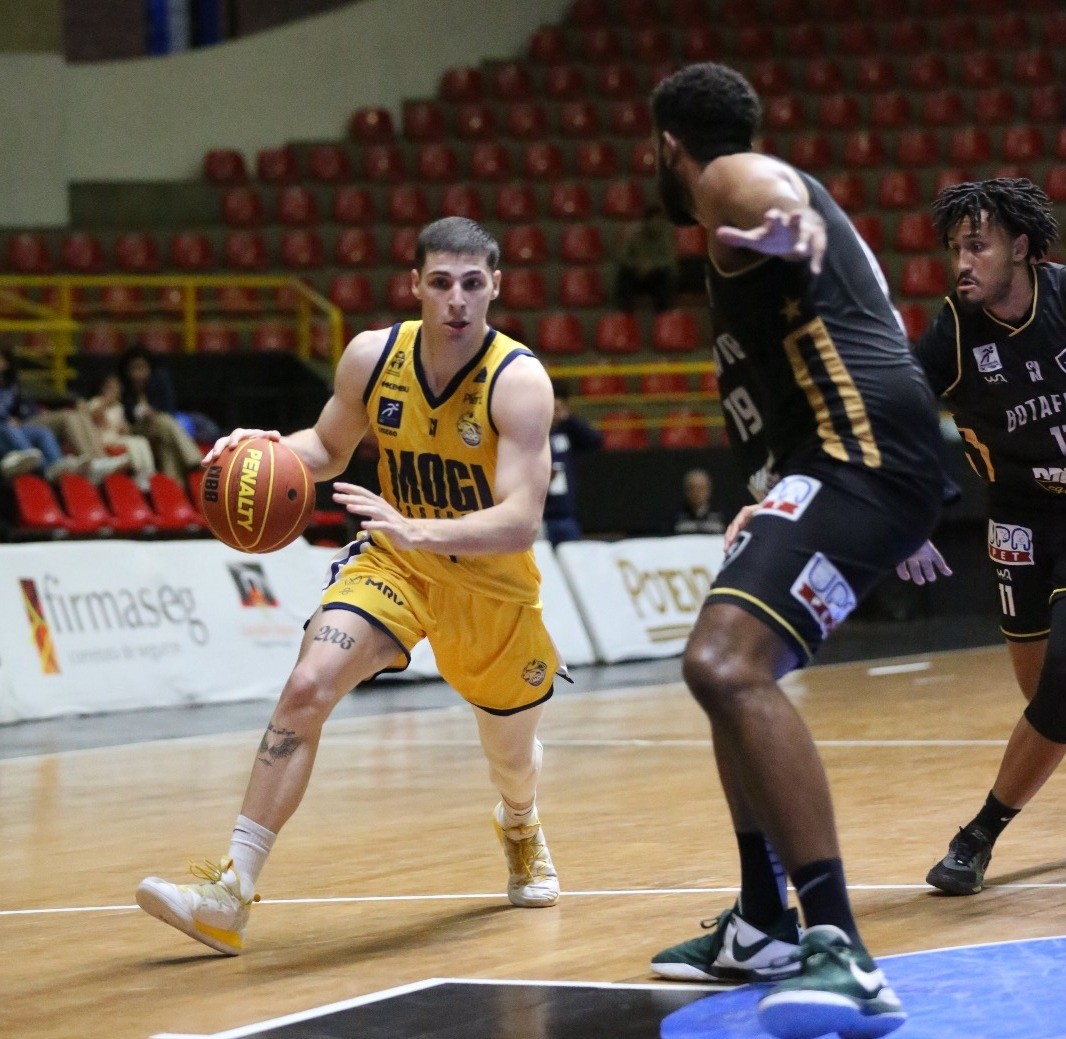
[736,831,788,927]
[970,791,1020,845]
[792,857,864,952]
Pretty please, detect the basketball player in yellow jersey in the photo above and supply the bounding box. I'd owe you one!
[136,218,563,957]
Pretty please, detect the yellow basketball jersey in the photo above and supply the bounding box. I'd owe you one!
[363,320,544,604]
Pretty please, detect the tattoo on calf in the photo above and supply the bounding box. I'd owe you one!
[257,723,301,766]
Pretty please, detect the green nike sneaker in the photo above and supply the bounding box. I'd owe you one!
[651,903,802,982]
[757,925,906,1039]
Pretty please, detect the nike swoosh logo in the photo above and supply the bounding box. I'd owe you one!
[731,934,775,962]
[848,960,885,995]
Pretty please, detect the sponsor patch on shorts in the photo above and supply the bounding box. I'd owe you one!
[757,474,822,521]
[790,552,857,638]
[988,521,1035,565]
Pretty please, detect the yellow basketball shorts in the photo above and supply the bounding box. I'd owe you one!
[319,538,558,714]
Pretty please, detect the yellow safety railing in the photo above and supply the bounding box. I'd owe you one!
[0,275,346,394]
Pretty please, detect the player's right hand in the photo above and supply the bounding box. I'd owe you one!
[201,428,281,466]
[724,503,760,551]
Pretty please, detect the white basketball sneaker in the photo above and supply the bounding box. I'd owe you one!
[493,802,560,907]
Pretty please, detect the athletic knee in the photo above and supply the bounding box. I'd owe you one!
[276,664,337,727]
[682,640,762,715]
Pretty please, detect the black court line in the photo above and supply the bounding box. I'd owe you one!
[151,979,718,1039]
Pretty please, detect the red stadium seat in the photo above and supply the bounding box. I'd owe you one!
[5,233,51,273]
[114,232,161,273]
[386,185,431,225]
[440,66,484,102]
[932,167,974,197]
[361,144,405,182]
[765,94,805,132]
[348,107,394,142]
[139,325,182,353]
[560,100,600,138]
[602,179,646,219]
[784,22,824,56]
[220,186,263,227]
[803,58,844,94]
[548,182,592,220]
[500,270,547,310]
[609,99,652,137]
[989,14,1029,48]
[619,0,660,22]
[559,224,604,264]
[523,142,565,180]
[491,313,529,343]
[454,103,497,140]
[629,140,656,178]
[973,89,1016,124]
[389,227,420,265]
[818,94,860,130]
[203,148,247,185]
[11,474,74,536]
[578,27,622,62]
[276,185,319,225]
[402,101,447,141]
[81,325,127,355]
[789,134,833,171]
[55,473,116,535]
[840,24,880,58]
[870,91,912,128]
[148,473,207,532]
[569,0,609,26]
[1002,126,1045,164]
[252,322,296,353]
[748,59,790,95]
[599,409,649,450]
[906,53,949,91]
[640,371,688,396]
[897,303,930,342]
[169,232,214,271]
[100,284,145,316]
[894,213,938,252]
[536,313,585,355]
[632,26,673,62]
[415,143,459,183]
[307,144,351,183]
[877,171,921,209]
[386,273,419,311]
[887,18,928,52]
[332,186,375,225]
[494,183,539,222]
[576,140,619,178]
[492,61,534,99]
[529,25,569,63]
[440,184,484,220]
[652,310,699,353]
[853,56,894,92]
[738,26,775,60]
[660,409,712,449]
[901,257,948,297]
[841,131,885,169]
[849,214,884,253]
[594,313,641,354]
[196,324,240,352]
[101,473,161,534]
[503,225,549,265]
[826,172,866,211]
[1013,49,1054,86]
[214,284,259,313]
[960,50,1001,89]
[674,225,708,258]
[897,130,941,166]
[544,63,587,99]
[505,102,549,139]
[60,232,105,273]
[469,142,511,181]
[1027,86,1061,123]
[597,63,640,98]
[279,229,324,269]
[334,227,378,267]
[920,90,964,127]
[329,274,376,313]
[581,373,628,397]
[1045,166,1066,203]
[559,267,605,307]
[949,128,992,165]
[256,146,299,183]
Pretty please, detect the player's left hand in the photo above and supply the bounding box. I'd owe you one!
[332,482,419,549]
[724,503,760,551]
[896,540,952,585]
[717,207,827,275]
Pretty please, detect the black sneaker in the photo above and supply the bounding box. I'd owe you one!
[925,824,993,895]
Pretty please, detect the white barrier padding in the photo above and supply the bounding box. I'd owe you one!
[555,535,725,663]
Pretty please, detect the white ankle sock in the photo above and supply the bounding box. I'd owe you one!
[501,800,537,828]
[228,814,276,900]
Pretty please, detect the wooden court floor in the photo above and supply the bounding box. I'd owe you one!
[3,644,1065,1039]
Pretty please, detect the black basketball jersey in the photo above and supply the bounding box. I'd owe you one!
[915,262,1066,508]
[706,169,942,492]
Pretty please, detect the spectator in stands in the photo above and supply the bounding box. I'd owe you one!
[901,179,1066,899]
[614,204,679,313]
[543,379,602,545]
[0,431,44,479]
[646,62,946,1039]
[87,373,157,490]
[670,467,725,535]
[116,345,208,482]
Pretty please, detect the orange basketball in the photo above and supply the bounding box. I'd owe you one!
[200,437,315,553]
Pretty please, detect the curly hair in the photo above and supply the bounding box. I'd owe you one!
[651,62,762,164]
[931,178,1059,259]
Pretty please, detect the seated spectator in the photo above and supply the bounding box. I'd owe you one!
[0,434,44,479]
[117,345,209,482]
[542,379,602,546]
[614,205,679,313]
[670,467,725,535]
[87,373,157,490]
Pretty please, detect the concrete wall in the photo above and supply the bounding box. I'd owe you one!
[0,0,570,227]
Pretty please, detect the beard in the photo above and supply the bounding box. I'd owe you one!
[656,162,699,227]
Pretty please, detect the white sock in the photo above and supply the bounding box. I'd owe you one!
[501,800,537,829]
[227,814,276,900]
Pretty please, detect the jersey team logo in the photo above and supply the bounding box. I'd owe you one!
[988,521,1035,565]
[757,474,821,520]
[377,397,403,429]
[790,553,857,638]
[522,658,548,686]
[457,410,482,446]
[972,343,1002,373]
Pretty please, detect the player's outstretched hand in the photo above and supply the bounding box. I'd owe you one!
[896,540,953,585]
[333,482,417,549]
[724,503,761,551]
[201,428,281,466]
[716,207,827,275]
